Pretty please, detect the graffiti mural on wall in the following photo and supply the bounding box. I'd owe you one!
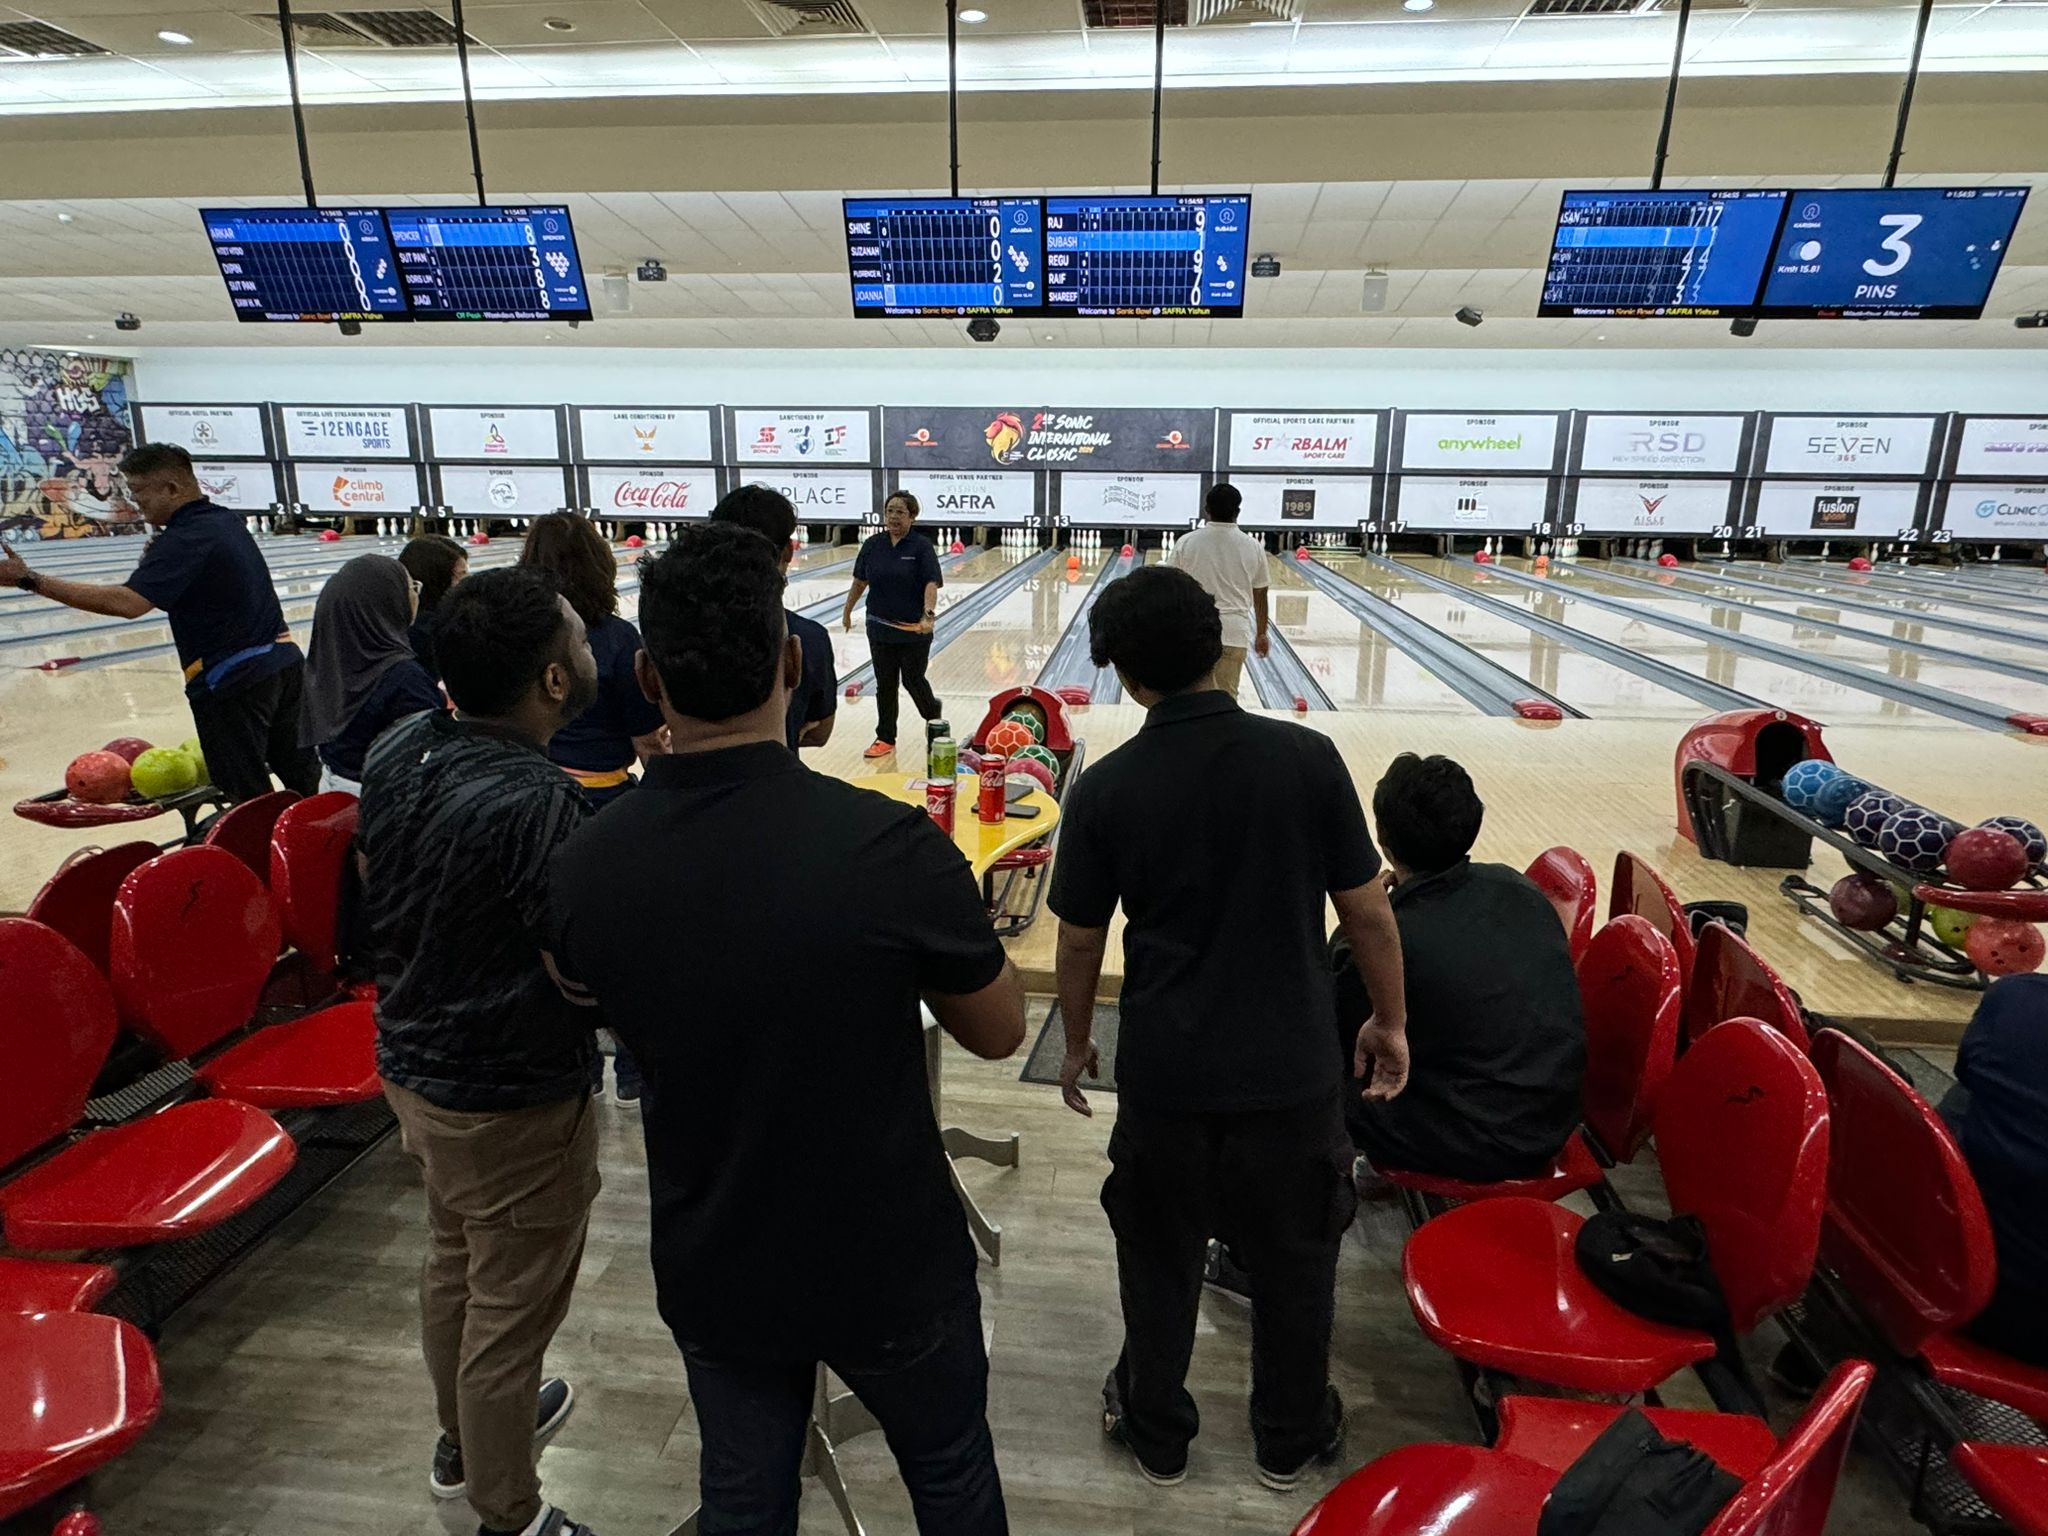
[0,348,139,541]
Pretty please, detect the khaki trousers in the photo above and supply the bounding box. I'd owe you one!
[386,1082,601,1534]
[1214,646,1249,701]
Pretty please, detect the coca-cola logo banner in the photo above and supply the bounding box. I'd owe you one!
[582,466,719,520]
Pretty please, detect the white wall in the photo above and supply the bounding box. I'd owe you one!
[133,345,2048,415]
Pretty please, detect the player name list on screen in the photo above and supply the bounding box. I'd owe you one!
[384,206,593,322]
[845,198,1044,318]
[1044,195,1252,318]
[1540,190,1788,319]
[202,208,409,323]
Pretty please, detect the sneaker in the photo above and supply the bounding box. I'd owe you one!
[1101,1371,1187,1488]
[1202,1239,1252,1305]
[863,740,895,760]
[1255,1389,1345,1493]
[431,1378,577,1499]
[480,1506,598,1536]
[613,1080,642,1108]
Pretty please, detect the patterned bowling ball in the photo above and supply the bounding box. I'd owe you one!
[1844,790,1908,848]
[1779,759,1840,818]
[1878,806,1956,874]
[1813,773,1873,830]
[1980,816,2048,868]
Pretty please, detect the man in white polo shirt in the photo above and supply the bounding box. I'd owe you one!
[1166,483,1269,701]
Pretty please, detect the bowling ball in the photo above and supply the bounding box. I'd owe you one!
[1929,904,1977,950]
[469,533,490,546]
[101,736,152,764]
[1295,546,1312,562]
[319,529,341,543]
[131,745,199,799]
[1066,554,1081,571]
[65,750,132,805]
[1121,544,1135,557]
[1980,815,2048,867]
[1658,553,1680,568]
[1013,743,1059,779]
[950,540,966,555]
[1828,872,1898,932]
[178,737,208,784]
[1813,772,1873,830]
[1846,556,1873,572]
[625,534,644,549]
[1844,790,1908,848]
[984,720,1034,756]
[1879,806,1955,874]
[1002,708,1046,744]
[1473,551,1494,565]
[1533,555,1550,573]
[1779,759,1841,817]
[1965,918,2046,977]
[1008,759,1056,797]
[1945,826,2030,891]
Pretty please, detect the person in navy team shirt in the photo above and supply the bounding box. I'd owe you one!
[399,534,470,678]
[0,442,320,801]
[842,490,943,760]
[709,484,837,753]
[299,554,445,795]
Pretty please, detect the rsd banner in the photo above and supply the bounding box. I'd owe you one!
[1940,483,2048,541]
[730,408,873,466]
[434,464,568,516]
[1747,480,1927,537]
[892,470,1038,526]
[1574,414,1750,476]
[1223,411,1381,471]
[1056,472,1202,527]
[583,466,719,520]
[290,461,423,515]
[886,406,1213,473]
[1759,414,1940,478]
[132,402,269,459]
[276,404,412,460]
[424,406,564,462]
[1394,476,1555,531]
[574,407,716,465]
[1948,417,2048,479]
[192,461,279,512]
[1396,412,1562,474]
[1229,475,1377,530]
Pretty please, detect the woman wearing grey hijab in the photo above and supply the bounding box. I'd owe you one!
[300,554,444,794]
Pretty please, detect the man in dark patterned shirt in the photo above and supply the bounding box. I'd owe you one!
[359,566,604,1536]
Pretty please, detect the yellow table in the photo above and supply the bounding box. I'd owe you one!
[847,770,1061,878]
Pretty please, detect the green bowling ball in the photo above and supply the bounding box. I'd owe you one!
[1929,904,1977,951]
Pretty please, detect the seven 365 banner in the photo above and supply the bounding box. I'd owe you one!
[884,406,1213,473]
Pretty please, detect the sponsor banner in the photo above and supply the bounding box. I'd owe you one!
[1397,412,1561,474]
[1951,417,2048,479]
[291,461,422,515]
[583,466,718,520]
[1567,478,1735,534]
[751,467,876,518]
[732,408,872,466]
[1941,482,2048,541]
[276,404,412,460]
[1058,472,1202,527]
[893,470,1037,525]
[425,405,562,461]
[1224,412,1380,471]
[1394,476,1554,531]
[885,405,1213,472]
[1231,474,1377,530]
[132,402,268,459]
[1749,479,1924,537]
[1761,414,1938,477]
[192,460,278,512]
[435,464,567,516]
[575,407,716,465]
[1575,414,1749,476]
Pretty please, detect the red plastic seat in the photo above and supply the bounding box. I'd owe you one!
[110,846,280,1061]
[0,1258,117,1314]
[1291,1443,1556,1536]
[268,791,359,973]
[1404,1019,1829,1393]
[198,789,301,882]
[1919,1331,2048,1422]
[1702,1362,1873,1536]
[0,1310,161,1520]
[194,1000,380,1108]
[25,842,158,976]
[1685,922,1809,1054]
[1495,1395,1777,1479]
[1381,1133,1605,1205]
[1526,845,1597,963]
[1952,1442,2048,1536]
[1610,850,1697,988]
[1579,914,1682,1164]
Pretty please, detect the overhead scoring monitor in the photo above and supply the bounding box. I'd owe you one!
[1757,187,2030,320]
[1540,190,1788,319]
[1043,194,1252,318]
[844,197,1044,317]
[200,207,408,323]
[383,205,593,321]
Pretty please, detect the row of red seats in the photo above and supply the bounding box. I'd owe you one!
[1298,848,2048,1536]
[0,791,368,1531]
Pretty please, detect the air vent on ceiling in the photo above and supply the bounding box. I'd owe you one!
[1527,0,1748,13]
[1193,0,1300,22]
[1083,1,1191,27]
[249,11,374,47]
[342,9,473,46]
[1642,0,1751,12]
[742,0,870,36]
[0,20,109,58]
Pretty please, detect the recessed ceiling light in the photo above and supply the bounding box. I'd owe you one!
[1402,0,1435,12]
[84,334,96,341]
[542,16,574,31]
[56,212,75,224]
[960,8,989,22]
[157,29,194,44]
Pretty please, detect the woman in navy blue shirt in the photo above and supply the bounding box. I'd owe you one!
[397,534,468,678]
[299,555,444,794]
[843,490,943,760]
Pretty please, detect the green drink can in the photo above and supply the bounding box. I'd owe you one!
[928,729,957,784]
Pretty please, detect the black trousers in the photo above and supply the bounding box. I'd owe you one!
[868,628,941,746]
[189,661,322,802]
[1101,1089,1355,1472]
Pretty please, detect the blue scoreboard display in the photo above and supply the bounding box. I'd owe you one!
[1758,187,2030,320]
[1540,189,1787,318]
[1044,194,1252,318]
[384,205,593,322]
[845,197,1044,317]
[201,207,408,323]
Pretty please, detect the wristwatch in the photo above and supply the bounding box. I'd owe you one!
[14,571,38,594]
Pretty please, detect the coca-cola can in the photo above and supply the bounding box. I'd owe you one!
[978,757,1008,825]
[925,778,956,835]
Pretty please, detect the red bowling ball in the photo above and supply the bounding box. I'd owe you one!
[1658,553,1680,568]
[1847,556,1874,572]
[1965,917,2046,977]
[1946,826,2030,891]
[1828,872,1898,932]
[65,750,132,805]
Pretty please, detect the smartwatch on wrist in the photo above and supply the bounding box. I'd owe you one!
[14,571,38,594]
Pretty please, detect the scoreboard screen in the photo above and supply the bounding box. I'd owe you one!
[384,205,593,322]
[1757,187,2029,320]
[1539,190,1787,319]
[200,207,408,323]
[1044,194,1252,318]
[844,197,1044,317]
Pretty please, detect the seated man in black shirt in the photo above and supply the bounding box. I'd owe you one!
[1336,753,1586,1185]
[548,522,1025,1535]
[1048,565,1410,1494]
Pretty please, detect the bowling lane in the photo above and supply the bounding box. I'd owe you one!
[1415,558,1949,726]
[1551,561,2048,720]
[1687,560,2048,640]
[1262,558,1478,713]
[919,549,1115,706]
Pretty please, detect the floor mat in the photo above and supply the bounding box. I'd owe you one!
[1019,999,1121,1094]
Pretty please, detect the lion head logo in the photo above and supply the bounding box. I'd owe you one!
[985,412,1024,465]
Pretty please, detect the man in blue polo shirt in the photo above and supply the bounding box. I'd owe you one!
[0,442,319,801]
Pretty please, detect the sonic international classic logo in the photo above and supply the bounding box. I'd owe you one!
[985,413,1024,465]
[330,475,387,508]
[484,423,509,455]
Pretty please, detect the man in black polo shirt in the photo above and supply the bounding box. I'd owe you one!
[709,484,837,751]
[0,443,319,801]
[549,522,1024,1535]
[1048,565,1409,1493]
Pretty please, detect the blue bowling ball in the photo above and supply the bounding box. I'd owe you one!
[1813,773,1873,829]
[1844,789,1907,849]
[1779,759,1840,818]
